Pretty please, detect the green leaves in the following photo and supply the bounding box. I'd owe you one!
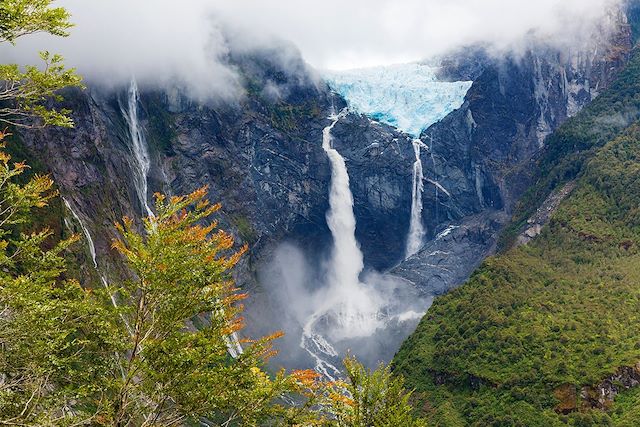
[0,51,83,128]
[325,357,427,427]
[0,0,81,128]
[0,132,117,426]
[0,0,72,44]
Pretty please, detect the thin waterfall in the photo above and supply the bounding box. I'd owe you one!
[121,79,153,218]
[405,139,426,258]
[63,198,120,310]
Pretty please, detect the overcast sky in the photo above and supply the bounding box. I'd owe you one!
[1,0,623,98]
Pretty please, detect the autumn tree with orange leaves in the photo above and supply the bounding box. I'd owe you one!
[100,188,328,426]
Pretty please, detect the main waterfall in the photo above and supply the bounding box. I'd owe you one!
[322,110,364,290]
[121,79,153,218]
[301,110,384,379]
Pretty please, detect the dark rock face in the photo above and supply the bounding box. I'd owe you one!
[20,47,414,286]
[391,10,633,296]
[391,211,507,296]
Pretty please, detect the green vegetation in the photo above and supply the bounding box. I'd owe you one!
[0,130,116,425]
[268,101,323,132]
[232,213,257,243]
[0,0,81,128]
[143,92,176,156]
[393,49,640,426]
[325,356,427,427]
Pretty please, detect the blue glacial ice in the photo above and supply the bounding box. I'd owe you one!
[325,63,472,137]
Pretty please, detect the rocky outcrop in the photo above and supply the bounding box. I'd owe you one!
[516,181,576,246]
[581,363,640,411]
[391,8,633,297]
[390,210,506,295]
[554,363,640,414]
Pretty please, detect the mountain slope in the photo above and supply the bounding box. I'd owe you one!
[393,49,640,426]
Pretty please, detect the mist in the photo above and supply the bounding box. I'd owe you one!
[0,0,625,99]
[249,242,432,375]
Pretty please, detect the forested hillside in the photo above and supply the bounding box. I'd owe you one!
[393,48,640,426]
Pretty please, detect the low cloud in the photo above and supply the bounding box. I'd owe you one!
[0,0,625,98]
[213,0,624,69]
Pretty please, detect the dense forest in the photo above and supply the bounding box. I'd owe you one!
[394,47,640,427]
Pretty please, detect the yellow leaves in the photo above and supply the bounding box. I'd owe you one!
[0,151,10,165]
[328,390,355,407]
[250,366,271,386]
[153,192,165,204]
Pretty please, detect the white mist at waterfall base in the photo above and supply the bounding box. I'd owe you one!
[258,243,430,379]
[121,79,154,218]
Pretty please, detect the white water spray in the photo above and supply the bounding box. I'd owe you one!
[121,79,154,218]
[405,139,426,258]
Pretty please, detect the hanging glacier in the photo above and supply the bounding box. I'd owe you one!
[325,62,472,137]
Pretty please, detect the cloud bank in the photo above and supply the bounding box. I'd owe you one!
[0,0,624,98]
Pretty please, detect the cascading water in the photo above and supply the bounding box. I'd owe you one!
[63,198,119,309]
[406,139,426,258]
[121,79,154,218]
[321,110,364,294]
[326,63,472,258]
[301,110,388,379]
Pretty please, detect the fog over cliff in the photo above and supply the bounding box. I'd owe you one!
[0,0,625,98]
